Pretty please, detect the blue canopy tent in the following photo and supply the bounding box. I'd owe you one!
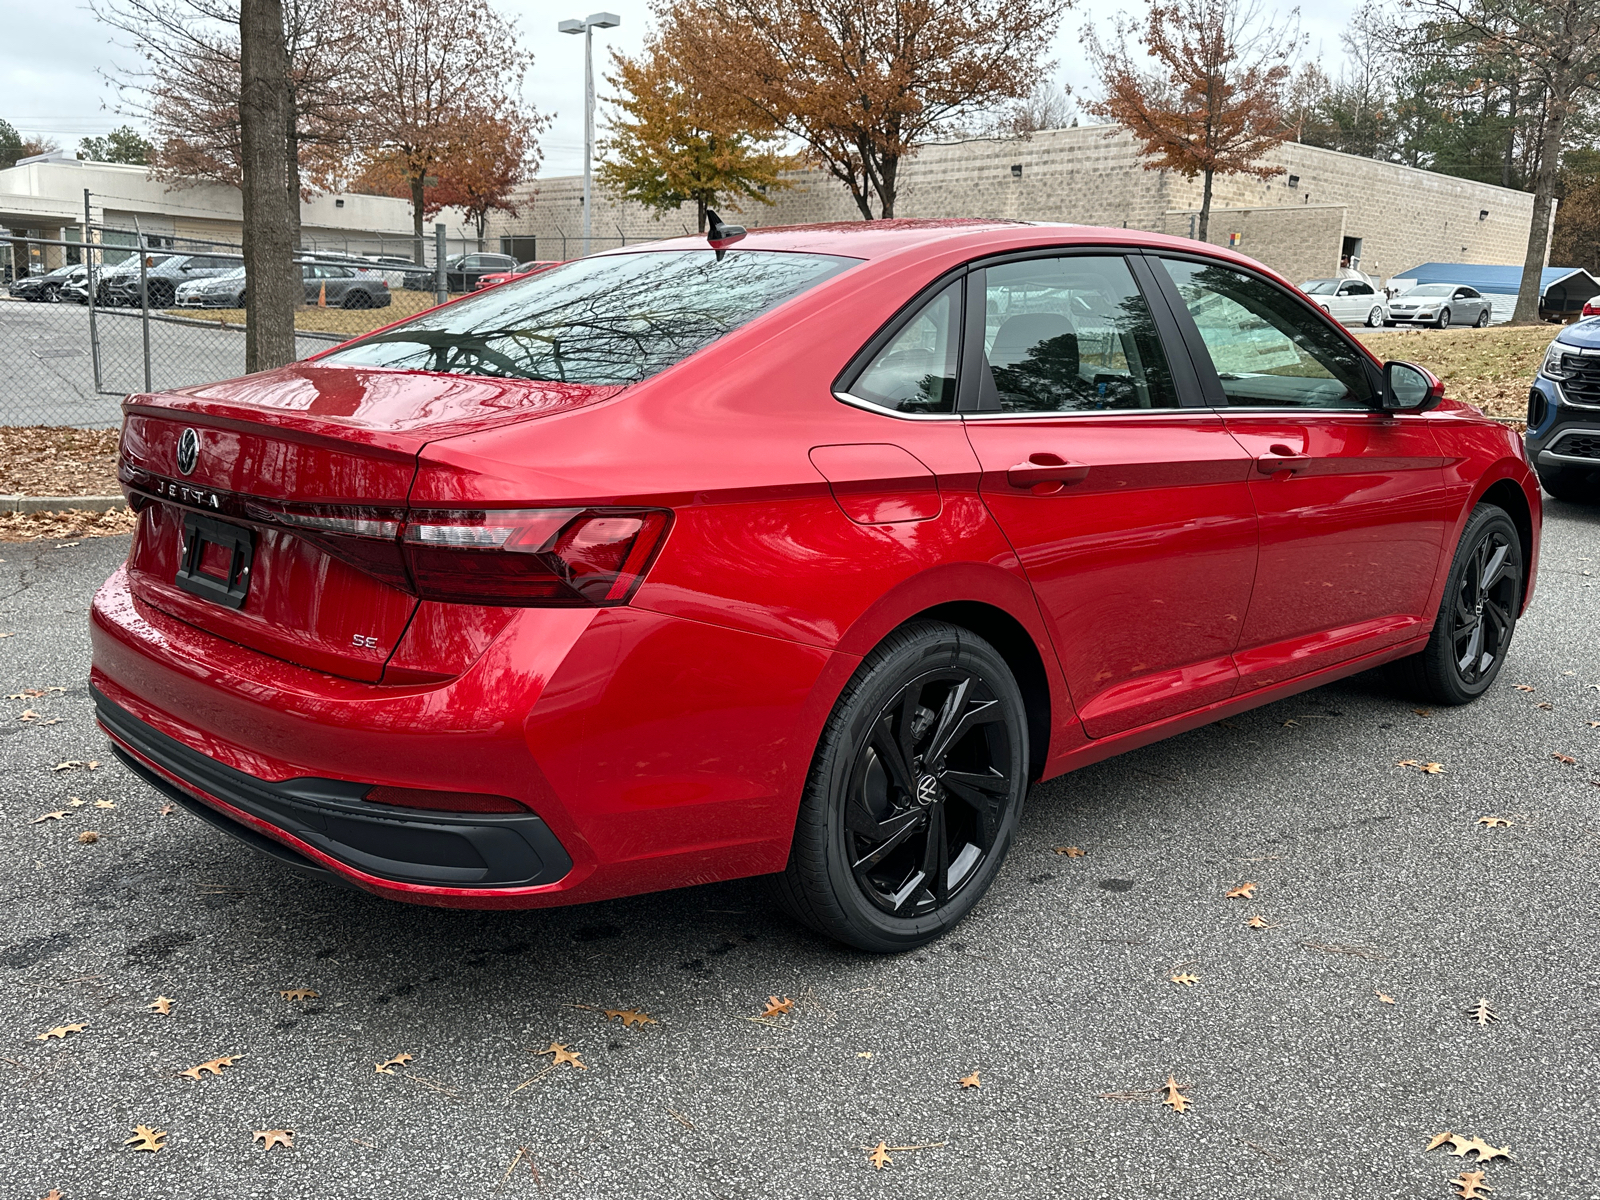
[1390,263,1600,322]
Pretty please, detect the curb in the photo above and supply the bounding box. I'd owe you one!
[1,495,127,514]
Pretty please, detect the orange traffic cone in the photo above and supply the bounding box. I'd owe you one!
[317,281,327,308]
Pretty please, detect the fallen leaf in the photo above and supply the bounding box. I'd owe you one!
[1428,1133,1512,1163]
[5,689,44,699]
[1554,753,1577,766]
[77,831,99,844]
[1422,762,1444,774]
[1413,708,1432,717]
[146,996,174,1015]
[1052,845,1086,857]
[1535,702,1554,710]
[158,804,175,816]
[1589,721,1600,729]
[52,761,85,772]
[40,1190,63,1200]
[0,633,15,639]
[1476,816,1512,828]
[1246,914,1277,929]
[31,811,69,823]
[1467,998,1499,1027]
[65,798,85,807]
[869,1142,892,1170]
[1282,718,1299,726]
[1513,684,1535,692]
[537,1042,586,1070]
[1376,990,1396,1004]
[124,1125,167,1153]
[603,1008,657,1028]
[1225,882,1257,899]
[253,1129,293,1152]
[762,996,795,1017]
[375,1052,413,1074]
[17,709,38,721]
[179,1054,242,1080]
[93,799,115,809]
[1450,1170,1490,1199]
[35,1022,86,1042]
[857,1051,872,1058]
[958,1071,981,1089]
[280,988,319,1002]
[1170,972,1199,987]
[1161,1075,1191,1113]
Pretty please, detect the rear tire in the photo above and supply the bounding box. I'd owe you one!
[1366,306,1383,327]
[1392,504,1522,705]
[770,621,1028,953]
[1538,465,1600,504]
[343,289,372,309]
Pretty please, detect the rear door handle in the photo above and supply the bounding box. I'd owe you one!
[1255,453,1311,474]
[1006,455,1090,489]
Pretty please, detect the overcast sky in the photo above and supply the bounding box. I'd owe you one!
[4,0,1361,178]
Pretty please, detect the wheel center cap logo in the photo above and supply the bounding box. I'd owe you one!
[916,774,939,806]
[176,427,200,476]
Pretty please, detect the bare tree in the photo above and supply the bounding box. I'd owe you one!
[1086,0,1302,242]
[240,0,297,369]
[1404,0,1600,323]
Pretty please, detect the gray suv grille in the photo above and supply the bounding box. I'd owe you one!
[1551,431,1600,460]
[1561,354,1600,405]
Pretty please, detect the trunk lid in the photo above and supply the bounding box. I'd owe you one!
[120,364,621,681]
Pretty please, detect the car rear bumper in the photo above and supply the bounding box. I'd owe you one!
[89,561,831,908]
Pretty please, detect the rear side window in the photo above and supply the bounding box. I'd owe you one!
[323,250,858,384]
[1159,259,1374,409]
[848,282,961,414]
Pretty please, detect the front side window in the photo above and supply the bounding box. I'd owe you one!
[978,255,1178,412]
[321,250,859,384]
[1159,259,1374,409]
[848,282,961,414]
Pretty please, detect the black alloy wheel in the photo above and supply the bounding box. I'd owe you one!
[1436,307,1452,329]
[148,281,175,309]
[1393,504,1522,704]
[772,621,1028,952]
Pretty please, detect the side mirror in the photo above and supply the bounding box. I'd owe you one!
[1383,361,1445,411]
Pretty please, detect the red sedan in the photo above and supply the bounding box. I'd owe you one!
[91,220,1540,951]
[472,260,562,290]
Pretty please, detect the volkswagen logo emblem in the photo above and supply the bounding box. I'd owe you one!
[176,427,200,476]
[916,773,939,806]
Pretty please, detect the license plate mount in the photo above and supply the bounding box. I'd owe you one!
[174,511,254,610]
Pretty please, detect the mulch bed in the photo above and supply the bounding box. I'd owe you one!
[0,426,121,497]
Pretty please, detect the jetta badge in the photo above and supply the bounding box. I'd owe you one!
[176,427,200,476]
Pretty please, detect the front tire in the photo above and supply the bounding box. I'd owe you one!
[771,621,1028,952]
[1436,307,1452,329]
[1393,504,1522,705]
[1475,309,1490,328]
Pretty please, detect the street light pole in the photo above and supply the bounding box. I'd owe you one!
[560,12,620,258]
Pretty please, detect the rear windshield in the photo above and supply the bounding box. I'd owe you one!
[321,250,858,384]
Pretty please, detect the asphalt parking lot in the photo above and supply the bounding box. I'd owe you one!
[2,502,1598,1200]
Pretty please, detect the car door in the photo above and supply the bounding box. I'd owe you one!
[321,265,355,303]
[1149,255,1455,690]
[958,251,1260,738]
[1330,281,1360,323]
[1456,287,1485,323]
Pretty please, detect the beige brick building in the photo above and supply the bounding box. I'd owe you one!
[491,124,1544,287]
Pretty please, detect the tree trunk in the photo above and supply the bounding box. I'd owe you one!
[411,173,425,264]
[1512,101,1567,325]
[286,94,302,252]
[1197,168,1215,243]
[1503,75,1519,190]
[696,196,706,233]
[879,153,898,219]
[240,0,297,372]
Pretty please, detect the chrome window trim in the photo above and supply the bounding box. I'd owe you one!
[832,391,1220,422]
[833,390,962,421]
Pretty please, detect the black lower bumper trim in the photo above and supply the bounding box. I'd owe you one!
[94,687,573,890]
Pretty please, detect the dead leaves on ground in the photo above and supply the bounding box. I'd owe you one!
[124,1125,167,1153]
[145,996,174,1015]
[1450,1171,1491,1199]
[179,1054,242,1081]
[1161,1076,1192,1113]
[1428,1131,1513,1163]
[537,1043,587,1071]
[762,996,795,1018]
[865,1139,946,1170]
[51,760,100,773]
[1224,882,1258,899]
[35,1022,86,1042]
[1553,753,1577,766]
[32,811,69,823]
[957,1071,981,1089]
[1169,972,1200,987]
[1476,816,1513,828]
[77,831,99,844]
[375,1052,414,1075]
[1376,990,1396,1005]
[1052,845,1086,857]
[253,1129,293,1152]
[1467,998,1500,1027]
[279,988,319,1002]
[1398,759,1445,773]
[603,1008,657,1028]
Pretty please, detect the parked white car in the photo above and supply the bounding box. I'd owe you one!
[1301,278,1388,327]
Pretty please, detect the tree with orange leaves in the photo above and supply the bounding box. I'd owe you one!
[1086,0,1302,243]
[663,0,1065,221]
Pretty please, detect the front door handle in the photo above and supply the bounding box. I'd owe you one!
[1255,453,1311,474]
[1006,453,1090,489]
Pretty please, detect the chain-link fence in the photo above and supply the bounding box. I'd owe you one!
[1,223,510,428]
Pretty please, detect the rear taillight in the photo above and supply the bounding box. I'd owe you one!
[403,508,670,606]
[241,501,411,588]
[364,785,527,813]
